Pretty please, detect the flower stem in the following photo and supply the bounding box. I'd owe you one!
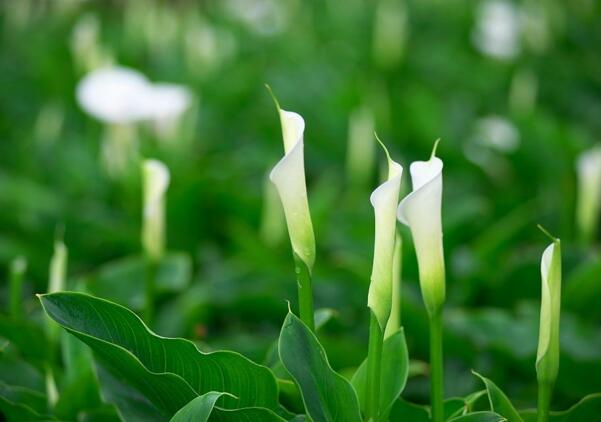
[144,257,158,326]
[366,311,383,421]
[294,254,314,331]
[429,310,444,422]
[537,381,553,422]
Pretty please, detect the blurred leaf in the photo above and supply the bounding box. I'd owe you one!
[0,382,53,422]
[0,317,48,362]
[86,253,192,310]
[351,328,409,419]
[39,292,280,416]
[388,399,429,421]
[278,311,362,422]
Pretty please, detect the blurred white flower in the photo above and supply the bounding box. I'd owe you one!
[473,115,520,153]
[77,66,193,126]
[224,0,288,36]
[76,66,151,124]
[473,0,521,60]
[576,146,601,243]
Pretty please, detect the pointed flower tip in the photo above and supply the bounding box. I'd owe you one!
[264,83,281,111]
[537,224,560,244]
[430,138,441,159]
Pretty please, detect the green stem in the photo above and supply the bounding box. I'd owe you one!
[366,312,383,421]
[9,258,26,318]
[429,310,444,422]
[144,258,158,326]
[294,255,315,331]
[537,381,553,422]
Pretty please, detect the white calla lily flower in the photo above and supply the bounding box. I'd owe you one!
[536,235,561,386]
[397,142,445,315]
[142,159,170,261]
[269,107,316,271]
[368,138,403,330]
[576,146,601,243]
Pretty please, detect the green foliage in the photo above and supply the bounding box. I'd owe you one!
[39,292,280,417]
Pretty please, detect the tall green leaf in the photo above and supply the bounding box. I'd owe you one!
[278,311,361,422]
[351,328,409,419]
[39,292,279,417]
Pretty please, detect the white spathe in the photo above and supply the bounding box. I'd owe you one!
[76,66,192,125]
[397,151,445,315]
[576,146,601,242]
[536,239,561,385]
[270,110,315,271]
[368,142,403,330]
[142,159,170,261]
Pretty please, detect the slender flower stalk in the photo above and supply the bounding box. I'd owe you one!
[141,159,170,324]
[9,256,27,318]
[267,86,316,331]
[536,226,561,422]
[397,140,445,422]
[575,146,601,245]
[366,136,403,421]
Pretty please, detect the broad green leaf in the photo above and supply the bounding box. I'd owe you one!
[208,407,287,421]
[278,311,362,422]
[520,393,601,422]
[447,391,488,419]
[473,371,522,422]
[351,328,409,419]
[447,411,506,422]
[86,253,192,310]
[0,350,44,392]
[39,292,279,417]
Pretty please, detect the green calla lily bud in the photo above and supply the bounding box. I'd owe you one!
[368,137,403,331]
[142,159,170,262]
[397,142,445,316]
[269,105,316,272]
[536,234,561,387]
[576,146,601,244]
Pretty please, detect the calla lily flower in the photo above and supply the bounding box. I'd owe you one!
[142,159,170,262]
[368,138,403,330]
[269,105,315,271]
[536,232,561,387]
[397,142,445,316]
[576,146,601,243]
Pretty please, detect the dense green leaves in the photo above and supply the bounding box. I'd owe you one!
[447,411,506,422]
[278,311,362,422]
[39,292,280,417]
[351,328,409,419]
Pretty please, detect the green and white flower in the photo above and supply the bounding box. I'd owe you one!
[368,138,403,330]
[397,142,445,316]
[269,106,316,271]
[142,159,170,262]
[536,234,561,386]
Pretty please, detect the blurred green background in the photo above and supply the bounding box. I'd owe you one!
[1,0,600,412]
